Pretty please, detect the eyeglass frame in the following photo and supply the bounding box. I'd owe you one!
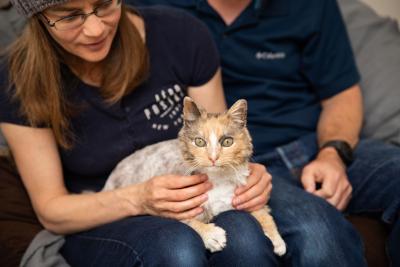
[39,0,122,31]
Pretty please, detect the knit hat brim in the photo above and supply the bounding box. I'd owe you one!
[10,0,70,17]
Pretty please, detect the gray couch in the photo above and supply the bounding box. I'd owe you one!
[0,0,399,266]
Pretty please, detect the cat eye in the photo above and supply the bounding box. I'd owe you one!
[221,137,234,147]
[194,138,207,147]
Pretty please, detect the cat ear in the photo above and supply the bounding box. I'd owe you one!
[183,96,201,123]
[227,99,247,128]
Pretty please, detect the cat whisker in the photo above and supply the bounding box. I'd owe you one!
[184,162,200,176]
[226,163,241,183]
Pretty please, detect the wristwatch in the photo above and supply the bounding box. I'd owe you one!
[320,140,354,166]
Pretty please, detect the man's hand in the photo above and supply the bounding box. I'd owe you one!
[301,148,352,211]
[233,163,272,212]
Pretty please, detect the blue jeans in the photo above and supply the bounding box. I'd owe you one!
[61,135,400,266]
[254,134,400,267]
[60,211,276,266]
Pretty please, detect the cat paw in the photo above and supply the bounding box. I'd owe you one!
[272,238,287,256]
[202,224,227,252]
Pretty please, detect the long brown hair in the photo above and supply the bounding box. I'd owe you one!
[7,4,149,148]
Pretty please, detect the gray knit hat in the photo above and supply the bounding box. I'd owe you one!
[10,0,69,17]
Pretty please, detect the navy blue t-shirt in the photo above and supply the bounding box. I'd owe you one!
[0,6,219,191]
[132,0,361,156]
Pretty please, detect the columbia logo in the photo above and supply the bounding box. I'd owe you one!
[256,51,286,60]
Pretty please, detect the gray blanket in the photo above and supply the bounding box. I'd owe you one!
[20,230,69,267]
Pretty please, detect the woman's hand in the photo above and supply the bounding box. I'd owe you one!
[127,174,212,220]
[232,163,272,212]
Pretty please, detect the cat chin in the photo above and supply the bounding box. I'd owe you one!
[202,166,220,171]
[198,165,230,173]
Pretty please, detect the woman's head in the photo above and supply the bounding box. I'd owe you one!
[12,0,122,63]
[41,0,122,63]
[7,0,149,148]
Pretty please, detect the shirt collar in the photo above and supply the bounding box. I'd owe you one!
[166,0,196,8]
[167,0,288,17]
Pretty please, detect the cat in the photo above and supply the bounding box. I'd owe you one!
[103,97,286,255]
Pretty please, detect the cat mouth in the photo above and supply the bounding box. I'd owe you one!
[201,166,220,172]
[203,165,227,171]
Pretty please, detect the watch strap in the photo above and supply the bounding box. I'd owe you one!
[320,140,354,166]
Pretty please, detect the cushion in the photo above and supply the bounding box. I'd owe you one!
[0,0,10,9]
[0,132,5,148]
[0,157,43,267]
[338,0,400,145]
[347,215,390,267]
[0,6,26,148]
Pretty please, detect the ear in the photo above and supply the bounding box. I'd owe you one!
[183,96,201,123]
[227,99,247,128]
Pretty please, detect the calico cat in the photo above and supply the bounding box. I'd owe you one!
[103,97,286,255]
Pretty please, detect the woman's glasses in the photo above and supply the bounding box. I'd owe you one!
[40,0,121,31]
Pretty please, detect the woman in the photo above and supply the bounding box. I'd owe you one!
[0,0,274,266]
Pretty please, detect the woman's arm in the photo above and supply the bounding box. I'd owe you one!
[1,123,211,234]
[300,84,363,210]
[1,123,140,234]
[188,68,227,113]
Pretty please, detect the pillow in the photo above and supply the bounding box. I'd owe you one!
[0,6,26,148]
[338,0,400,146]
[0,133,5,148]
[0,0,10,9]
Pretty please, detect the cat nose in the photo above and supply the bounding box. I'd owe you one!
[208,156,219,165]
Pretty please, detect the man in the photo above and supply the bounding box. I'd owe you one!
[131,0,400,266]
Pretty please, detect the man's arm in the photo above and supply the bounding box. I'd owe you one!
[301,84,363,211]
[318,84,363,149]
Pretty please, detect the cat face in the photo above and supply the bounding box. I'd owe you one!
[178,97,253,170]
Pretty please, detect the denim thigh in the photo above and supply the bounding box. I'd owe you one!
[60,212,280,267]
[346,138,400,223]
[60,216,207,267]
[267,164,366,267]
[256,134,400,267]
[255,135,366,267]
[210,210,278,267]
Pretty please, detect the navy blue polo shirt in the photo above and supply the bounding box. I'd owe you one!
[132,0,361,156]
[0,6,219,192]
